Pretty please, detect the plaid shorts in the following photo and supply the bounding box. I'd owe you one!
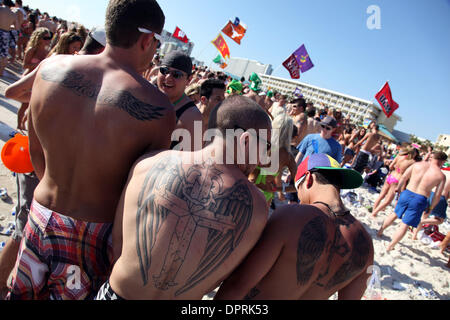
[7,200,113,300]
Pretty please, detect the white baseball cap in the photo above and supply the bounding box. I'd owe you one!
[90,26,106,47]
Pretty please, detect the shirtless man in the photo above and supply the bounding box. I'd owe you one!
[0,27,107,300]
[95,96,270,300]
[7,0,175,300]
[0,0,19,76]
[412,171,450,240]
[288,97,307,146]
[352,123,380,173]
[370,147,417,218]
[215,153,374,300]
[37,12,57,34]
[378,152,448,252]
[305,104,321,135]
[197,78,225,133]
[157,50,203,151]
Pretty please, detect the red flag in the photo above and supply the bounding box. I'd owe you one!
[282,53,300,79]
[221,20,247,45]
[211,34,230,59]
[375,82,399,118]
[173,26,189,43]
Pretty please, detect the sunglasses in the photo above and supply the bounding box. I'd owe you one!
[138,27,162,49]
[159,66,186,79]
[321,124,333,131]
[43,35,52,40]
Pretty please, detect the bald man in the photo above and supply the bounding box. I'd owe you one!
[96,96,271,300]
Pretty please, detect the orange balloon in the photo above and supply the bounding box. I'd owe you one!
[1,133,34,174]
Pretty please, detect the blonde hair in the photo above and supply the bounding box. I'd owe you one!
[271,111,294,153]
[25,27,51,54]
[48,32,83,56]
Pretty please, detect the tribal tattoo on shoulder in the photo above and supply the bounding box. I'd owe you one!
[40,65,165,121]
[296,213,371,289]
[296,216,328,285]
[135,156,253,296]
[315,216,371,289]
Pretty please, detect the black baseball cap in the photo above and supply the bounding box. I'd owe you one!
[161,51,192,76]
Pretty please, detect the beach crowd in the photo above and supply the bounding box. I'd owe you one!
[0,0,448,301]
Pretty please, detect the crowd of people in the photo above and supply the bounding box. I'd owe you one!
[0,0,448,301]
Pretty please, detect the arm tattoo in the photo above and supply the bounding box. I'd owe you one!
[136,156,253,296]
[296,216,327,285]
[244,287,261,300]
[40,65,165,121]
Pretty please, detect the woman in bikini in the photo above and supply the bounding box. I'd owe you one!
[16,12,37,61]
[370,147,418,218]
[47,32,83,57]
[342,126,365,167]
[17,27,52,130]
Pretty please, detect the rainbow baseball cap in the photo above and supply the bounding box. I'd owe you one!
[295,153,363,190]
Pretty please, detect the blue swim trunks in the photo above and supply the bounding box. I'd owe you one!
[428,192,448,220]
[395,189,428,228]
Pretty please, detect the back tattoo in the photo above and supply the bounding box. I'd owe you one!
[135,156,253,296]
[40,65,165,121]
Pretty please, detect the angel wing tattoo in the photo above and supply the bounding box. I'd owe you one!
[135,156,253,296]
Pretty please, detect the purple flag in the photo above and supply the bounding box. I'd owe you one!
[294,44,314,73]
[293,87,303,97]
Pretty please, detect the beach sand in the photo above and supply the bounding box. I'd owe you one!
[0,65,448,301]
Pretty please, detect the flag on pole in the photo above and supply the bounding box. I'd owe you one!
[282,53,301,79]
[293,44,314,73]
[222,19,247,45]
[220,62,228,69]
[211,34,230,59]
[173,26,189,43]
[375,82,399,118]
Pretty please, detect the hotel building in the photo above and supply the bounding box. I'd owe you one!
[259,74,401,132]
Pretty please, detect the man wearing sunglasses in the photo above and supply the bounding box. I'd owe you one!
[157,50,203,151]
[295,116,343,167]
[7,0,175,300]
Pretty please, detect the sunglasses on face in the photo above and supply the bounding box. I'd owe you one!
[159,66,185,79]
[321,124,332,131]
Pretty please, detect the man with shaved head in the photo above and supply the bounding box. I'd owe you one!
[95,95,271,300]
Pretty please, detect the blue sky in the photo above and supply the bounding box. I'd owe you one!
[24,0,450,142]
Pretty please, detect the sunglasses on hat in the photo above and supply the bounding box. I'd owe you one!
[159,66,186,79]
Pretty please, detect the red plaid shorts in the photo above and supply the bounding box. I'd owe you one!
[7,200,113,300]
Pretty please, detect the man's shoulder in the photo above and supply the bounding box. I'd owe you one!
[272,203,329,223]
